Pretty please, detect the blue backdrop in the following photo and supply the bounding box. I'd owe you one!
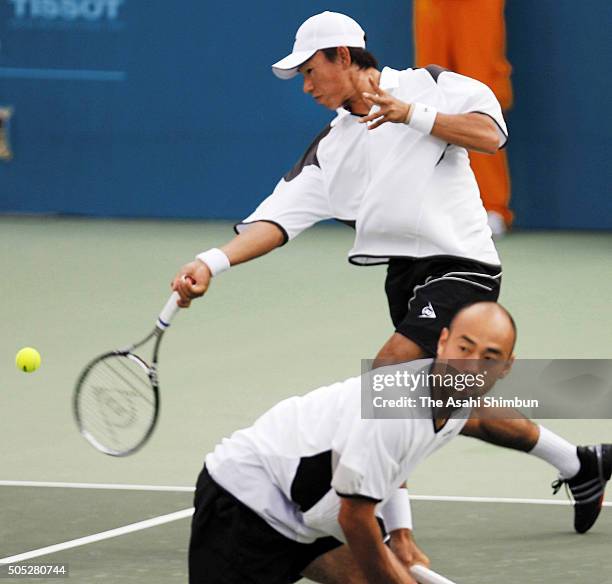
[1,1,611,228]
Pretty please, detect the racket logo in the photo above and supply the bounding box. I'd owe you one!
[93,386,137,429]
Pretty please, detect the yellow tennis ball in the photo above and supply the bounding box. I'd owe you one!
[16,347,41,373]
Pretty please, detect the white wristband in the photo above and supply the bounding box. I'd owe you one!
[407,102,437,135]
[381,488,413,532]
[195,248,230,276]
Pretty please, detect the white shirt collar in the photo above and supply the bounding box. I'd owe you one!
[331,67,404,126]
[378,66,401,91]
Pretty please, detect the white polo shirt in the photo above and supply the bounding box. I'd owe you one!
[236,65,506,266]
[206,359,468,544]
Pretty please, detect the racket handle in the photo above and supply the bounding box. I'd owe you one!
[409,564,457,584]
[157,291,181,330]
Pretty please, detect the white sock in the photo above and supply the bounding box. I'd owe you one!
[529,425,580,479]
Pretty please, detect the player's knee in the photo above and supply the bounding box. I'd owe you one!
[460,417,482,438]
[374,333,426,367]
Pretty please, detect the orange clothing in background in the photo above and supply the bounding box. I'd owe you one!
[414,0,513,225]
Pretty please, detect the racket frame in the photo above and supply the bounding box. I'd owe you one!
[73,326,166,457]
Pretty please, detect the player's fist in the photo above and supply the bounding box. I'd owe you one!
[172,260,212,308]
[389,529,430,571]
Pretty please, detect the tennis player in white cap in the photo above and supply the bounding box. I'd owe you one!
[174,11,612,543]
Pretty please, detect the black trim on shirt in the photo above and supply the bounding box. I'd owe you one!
[233,220,289,246]
[427,362,474,435]
[436,144,451,166]
[419,67,508,149]
[471,111,509,149]
[290,450,333,512]
[422,64,450,83]
[348,255,393,267]
[335,492,383,503]
[348,253,502,269]
[284,124,333,182]
[342,102,369,117]
[335,218,356,229]
[427,361,451,435]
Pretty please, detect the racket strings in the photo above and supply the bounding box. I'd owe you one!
[81,369,153,450]
[107,358,155,406]
[81,392,122,446]
[77,354,157,454]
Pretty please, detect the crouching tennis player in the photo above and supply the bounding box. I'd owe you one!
[189,302,516,584]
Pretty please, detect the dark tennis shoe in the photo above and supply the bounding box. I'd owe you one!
[552,444,612,534]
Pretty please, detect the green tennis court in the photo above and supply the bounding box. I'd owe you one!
[1,485,610,583]
[2,217,611,582]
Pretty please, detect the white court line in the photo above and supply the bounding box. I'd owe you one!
[409,494,612,507]
[0,480,194,492]
[0,508,194,565]
[1,483,610,565]
[1,480,610,507]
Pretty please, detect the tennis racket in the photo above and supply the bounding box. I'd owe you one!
[73,290,183,456]
[410,564,458,584]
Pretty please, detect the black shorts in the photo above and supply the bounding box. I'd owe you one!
[385,256,502,357]
[189,467,343,584]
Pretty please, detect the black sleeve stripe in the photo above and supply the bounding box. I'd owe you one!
[436,144,450,166]
[284,124,333,182]
[421,64,450,83]
[335,491,382,503]
[470,111,509,149]
[334,218,356,229]
[420,68,508,149]
[233,220,289,246]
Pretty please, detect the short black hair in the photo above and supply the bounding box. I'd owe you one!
[321,46,378,70]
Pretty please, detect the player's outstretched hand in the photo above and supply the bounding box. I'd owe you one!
[388,529,430,573]
[171,260,212,308]
[360,77,411,130]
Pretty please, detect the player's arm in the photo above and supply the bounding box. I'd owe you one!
[360,78,503,154]
[172,222,284,308]
[429,112,499,154]
[222,221,286,265]
[338,497,417,584]
[383,486,430,570]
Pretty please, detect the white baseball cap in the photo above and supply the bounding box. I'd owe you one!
[272,11,366,80]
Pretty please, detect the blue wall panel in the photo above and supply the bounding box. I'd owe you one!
[1,1,610,228]
[0,1,413,220]
[505,0,612,228]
